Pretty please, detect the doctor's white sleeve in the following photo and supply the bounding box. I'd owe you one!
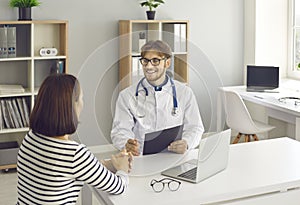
[111,91,135,150]
[182,88,205,149]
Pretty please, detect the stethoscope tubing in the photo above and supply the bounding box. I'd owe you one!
[135,75,178,116]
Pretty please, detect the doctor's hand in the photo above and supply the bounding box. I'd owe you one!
[168,139,188,154]
[125,139,140,156]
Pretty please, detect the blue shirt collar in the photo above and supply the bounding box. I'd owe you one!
[151,75,169,91]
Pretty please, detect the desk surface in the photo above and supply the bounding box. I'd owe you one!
[221,85,300,116]
[93,138,300,205]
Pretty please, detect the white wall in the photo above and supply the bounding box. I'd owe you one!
[244,0,288,79]
[0,0,244,146]
[243,0,291,139]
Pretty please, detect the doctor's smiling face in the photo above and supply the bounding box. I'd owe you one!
[141,51,171,86]
[140,40,172,86]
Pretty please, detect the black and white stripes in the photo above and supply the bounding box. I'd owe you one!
[17,131,128,205]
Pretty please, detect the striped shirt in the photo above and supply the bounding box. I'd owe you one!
[17,131,128,205]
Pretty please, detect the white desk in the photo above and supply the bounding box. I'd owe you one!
[88,138,300,205]
[217,85,300,141]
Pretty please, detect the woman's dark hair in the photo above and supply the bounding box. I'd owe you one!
[141,40,172,59]
[30,74,80,137]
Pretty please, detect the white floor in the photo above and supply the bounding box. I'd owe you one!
[0,169,102,205]
[0,169,18,205]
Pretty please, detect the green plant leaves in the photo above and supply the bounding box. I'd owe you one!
[9,0,41,8]
[140,0,165,11]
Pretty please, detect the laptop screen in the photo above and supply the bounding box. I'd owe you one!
[246,65,279,90]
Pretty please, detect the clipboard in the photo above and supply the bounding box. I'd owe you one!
[143,125,183,155]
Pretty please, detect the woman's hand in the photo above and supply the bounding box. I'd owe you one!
[111,150,133,173]
[101,159,117,173]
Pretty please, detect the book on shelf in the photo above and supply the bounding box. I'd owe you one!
[16,98,28,127]
[5,99,19,128]
[0,27,8,58]
[7,27,16,58]
[1,99,13,129]
[50,60,64,74]
[21,98,30,127]
[0,100,6,128]
[0,84,25,95]
[12,98,24,128]
[0,97,29,129]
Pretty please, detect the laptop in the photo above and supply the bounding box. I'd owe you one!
[161,129,231,183]
[246,65,279,92]
[143,125,183,155]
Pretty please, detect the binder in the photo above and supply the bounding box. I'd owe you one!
[180,24,187,52]
[7,27,16,58]
[0,27,8,58]
[163,24,181,52]
[163,24,187,52]
[0,100,3,130]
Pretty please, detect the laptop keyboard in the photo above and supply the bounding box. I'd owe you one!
[178,167,197,180]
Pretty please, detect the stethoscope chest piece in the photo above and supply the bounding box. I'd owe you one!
[172,107,179,116]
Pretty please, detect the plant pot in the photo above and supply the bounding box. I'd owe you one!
[146,11,156,20]
[18,7,32,21]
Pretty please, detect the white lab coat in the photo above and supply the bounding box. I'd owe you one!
[111,78,204,154]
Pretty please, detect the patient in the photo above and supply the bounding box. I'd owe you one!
[16,74,132,205]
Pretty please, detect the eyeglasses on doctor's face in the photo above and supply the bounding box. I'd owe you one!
[139,57,167,66]
[150,178,181,193]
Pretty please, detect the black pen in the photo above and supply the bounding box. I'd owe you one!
[254,95,264,99]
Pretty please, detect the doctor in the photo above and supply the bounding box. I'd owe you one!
[111,40,204,156]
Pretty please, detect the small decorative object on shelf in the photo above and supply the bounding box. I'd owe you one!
[138,32,146,52]
[140,0,165,20]
[9,0,42,21]
[50,60,65,74]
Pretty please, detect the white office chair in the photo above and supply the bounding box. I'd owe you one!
[222,89,275,143]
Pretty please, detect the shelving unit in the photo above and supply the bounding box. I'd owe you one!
[0,20,68,170]
[119,20,189,90]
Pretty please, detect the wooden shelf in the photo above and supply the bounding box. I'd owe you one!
[0,127,29,134]
[0,20,68,168]
[0,164,16,171]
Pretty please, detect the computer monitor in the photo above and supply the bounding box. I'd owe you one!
[246,65,279,92]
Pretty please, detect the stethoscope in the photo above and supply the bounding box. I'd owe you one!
[135,74,179,118]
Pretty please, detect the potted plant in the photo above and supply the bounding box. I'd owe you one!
[140,0,165,20]
[9,0,42,21]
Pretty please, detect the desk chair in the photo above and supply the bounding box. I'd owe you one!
[222,90,275,143]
